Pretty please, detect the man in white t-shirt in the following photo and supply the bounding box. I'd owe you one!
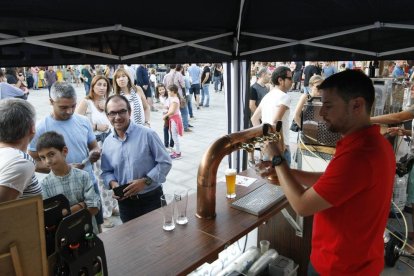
[251,66,293,164]
[0,98,41,202]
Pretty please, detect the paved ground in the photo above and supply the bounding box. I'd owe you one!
[26,84,414,275]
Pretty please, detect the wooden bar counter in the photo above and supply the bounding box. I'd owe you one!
[99,171,305,276]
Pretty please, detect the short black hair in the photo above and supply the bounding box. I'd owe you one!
[105,94,131,114]
[36,131,66,152]
[271,66,291,86]
[318,70,374,114]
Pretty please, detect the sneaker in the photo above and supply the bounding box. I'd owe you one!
[184,128,193,132]
[199,104,203,107]
[190,115,194,119]
[204,105,209,107]
[170,152,182,160]
[188,124,194,128]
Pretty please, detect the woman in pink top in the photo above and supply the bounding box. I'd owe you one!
[162,84,183,160]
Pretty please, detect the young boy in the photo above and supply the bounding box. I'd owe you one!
[37,131,101,233]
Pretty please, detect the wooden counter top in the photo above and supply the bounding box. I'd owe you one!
[99,170,288,276]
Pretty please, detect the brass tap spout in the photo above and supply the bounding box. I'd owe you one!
[196,124,273,219]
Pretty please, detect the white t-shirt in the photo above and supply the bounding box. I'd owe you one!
[0,147,39,196]
[259,87,291,145]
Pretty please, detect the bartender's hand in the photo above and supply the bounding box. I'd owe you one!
[89,149,101,163]
[123,179,146,198]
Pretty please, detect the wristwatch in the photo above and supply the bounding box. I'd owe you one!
[271,155,285,168]
[144,176,153,186]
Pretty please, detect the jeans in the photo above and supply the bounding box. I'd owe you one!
[33,75,38,89]
[118,186,163,223]
[307,261,320,276]
[186,94,193,117]
[84,82,91,96]
[180,105,189,130]
[213,76,221,91]
[163,125,174,148]
[201,83,210,106]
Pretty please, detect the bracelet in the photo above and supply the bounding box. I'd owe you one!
[145,121,150,125]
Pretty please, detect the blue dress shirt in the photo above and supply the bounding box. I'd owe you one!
[101,122,172,194]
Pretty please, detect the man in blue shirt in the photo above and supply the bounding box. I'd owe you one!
[28,82,103,227]
[101,95,172,223]
[187,63,202,112]
[392,60,406,79]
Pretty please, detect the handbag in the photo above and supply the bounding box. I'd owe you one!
[179,97,187,108]
[290,120,300,132]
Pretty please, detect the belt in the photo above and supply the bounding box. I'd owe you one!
[128,186,162,201]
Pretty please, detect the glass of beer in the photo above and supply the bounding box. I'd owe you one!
[225,168,237,198]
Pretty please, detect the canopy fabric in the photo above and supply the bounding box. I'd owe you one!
[1,0,414,66]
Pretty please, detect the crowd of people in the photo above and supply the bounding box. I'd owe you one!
[0,62,224,230]
[1,59,413,274]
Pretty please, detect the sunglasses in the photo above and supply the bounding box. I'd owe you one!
[107,109,128,118]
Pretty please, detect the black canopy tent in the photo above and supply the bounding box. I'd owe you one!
[1,0,414,65]
[2,0,414,169]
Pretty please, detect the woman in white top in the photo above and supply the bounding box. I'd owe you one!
[75,75,118,228]
[112,67,150,126]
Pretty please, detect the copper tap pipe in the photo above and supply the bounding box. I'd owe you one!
[196,124,274,219]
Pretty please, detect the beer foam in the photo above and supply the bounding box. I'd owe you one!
[225,168,237,175]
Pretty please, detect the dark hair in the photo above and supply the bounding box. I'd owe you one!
[0,98,36,142]
[105,94,131,114]
[36,131,66,152]
[318,70,374,114]
[167,84,179,94]
[271,66,291,85]
[155,83,167,100]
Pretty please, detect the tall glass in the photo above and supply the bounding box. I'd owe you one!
[174,189,189,225]
[160,194,175,231]
[225,168,237,198]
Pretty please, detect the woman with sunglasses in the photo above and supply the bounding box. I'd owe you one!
[293,75,324,129]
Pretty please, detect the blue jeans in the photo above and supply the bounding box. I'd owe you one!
[213,76,221,91]
[201,83,210,106]
[307,261,320,276]
[118,186,163,223]
[84,82,91,96]
[186,94,193,117]
[180,104,189,130]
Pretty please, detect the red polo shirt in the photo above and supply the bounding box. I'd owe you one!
[311,125,395,275]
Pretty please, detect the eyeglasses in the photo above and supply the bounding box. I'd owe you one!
[107,109,128,118]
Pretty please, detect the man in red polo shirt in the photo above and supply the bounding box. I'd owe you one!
[266,70,395,275]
